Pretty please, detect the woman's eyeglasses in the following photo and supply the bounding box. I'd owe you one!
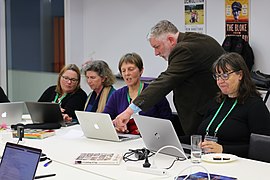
[61,76,78,83]
[213,71,236,80]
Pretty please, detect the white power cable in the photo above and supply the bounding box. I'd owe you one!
[151,145,188,168]
[152,145,210,180]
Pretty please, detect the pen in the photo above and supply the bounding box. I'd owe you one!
[34,173,56,179]
[44,160,52,167]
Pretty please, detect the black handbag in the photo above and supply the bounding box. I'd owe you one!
[251,71,270,90]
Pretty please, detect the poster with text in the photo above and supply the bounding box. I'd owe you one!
[184,0,206,34]
[225,0,249,41]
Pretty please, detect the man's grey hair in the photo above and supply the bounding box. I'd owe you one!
[147,20,178,40]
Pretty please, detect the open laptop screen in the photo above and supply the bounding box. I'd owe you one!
[25,102,63,124]
[25,102,76,128]
[75,111,140,142]
[0,142,42,180]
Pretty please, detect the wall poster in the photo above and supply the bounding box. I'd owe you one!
[184,0,206,34]
[225,0,249,41]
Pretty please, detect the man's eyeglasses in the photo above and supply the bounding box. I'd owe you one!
[213,71,236,80]
[61,76,79,83]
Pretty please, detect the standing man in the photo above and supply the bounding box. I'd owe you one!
[114,20,224,135]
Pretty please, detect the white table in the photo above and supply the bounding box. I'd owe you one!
[2,125,270,180]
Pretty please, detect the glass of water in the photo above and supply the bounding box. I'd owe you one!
[190,135,202,163]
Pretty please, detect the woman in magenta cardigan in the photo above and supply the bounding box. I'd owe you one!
[103,52,172,134]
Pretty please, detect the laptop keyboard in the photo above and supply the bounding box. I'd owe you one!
[118,135,128,139]
[64,121,78,127]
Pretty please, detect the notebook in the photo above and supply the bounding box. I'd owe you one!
[75,152,122,165]
[25,102,77,128]
[0,102,24,126]
[75,111,140,142]
[0,142,42,180]
[133,114,189,158]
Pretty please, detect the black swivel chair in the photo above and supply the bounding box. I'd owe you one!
[248,133,270,163]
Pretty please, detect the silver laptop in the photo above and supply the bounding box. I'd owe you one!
[133,114,189,158]
[25,102,76,127]
[0,142,42,180]
[75,111,140,142]
[0,102,24,126]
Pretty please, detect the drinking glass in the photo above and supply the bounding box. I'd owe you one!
[191,135,202,163]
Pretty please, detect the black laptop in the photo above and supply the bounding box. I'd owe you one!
[0,142,42,180]
[24,102,77,129]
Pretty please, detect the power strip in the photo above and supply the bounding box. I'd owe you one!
[126,165,168,176]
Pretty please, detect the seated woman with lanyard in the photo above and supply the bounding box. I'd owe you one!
[38,64,87,122]
[181,52,270,158]
[103,52,172,134]
[82,60,116,112]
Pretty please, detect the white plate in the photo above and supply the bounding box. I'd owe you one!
[201,153,238,163]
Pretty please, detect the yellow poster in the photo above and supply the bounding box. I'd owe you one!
[225,0,249,41]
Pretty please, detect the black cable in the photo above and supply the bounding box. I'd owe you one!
[123,151,139,162]
[123,148,154,162]
[16,125,24,144]
[142,153,151,168]
[124,148,185,170]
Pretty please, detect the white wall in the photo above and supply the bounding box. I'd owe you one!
[65,0,84,66]
[65,0,270,110]
[65,0,270,74]
[249,0,270,72]
[66,0,182,77]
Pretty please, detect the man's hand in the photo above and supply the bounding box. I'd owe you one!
[113,107,134,133]
[115,125,129,134]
